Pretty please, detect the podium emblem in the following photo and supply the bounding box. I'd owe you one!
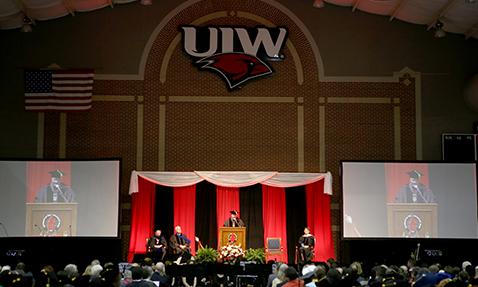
[403,214,422,237]
[227,232,238,244]
[42,214,61,233]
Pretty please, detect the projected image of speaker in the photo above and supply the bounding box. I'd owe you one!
[0,160,120,237]
[341,161,478,239]
[442,134,476,161]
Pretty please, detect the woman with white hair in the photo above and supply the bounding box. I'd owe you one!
[91,264,104,277]
[272,264,289,287]
[64,263,78,279]
[151,262,169,286]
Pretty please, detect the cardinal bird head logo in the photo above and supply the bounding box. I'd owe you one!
[196,53,273,90]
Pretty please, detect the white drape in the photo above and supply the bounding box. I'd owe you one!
[194,171,277,187]
[129,171,333,195]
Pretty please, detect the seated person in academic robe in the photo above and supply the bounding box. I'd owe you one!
[223,210,245,227]
[395,170,435,204]
[147,229,168,263]
[169,225,191,263]
[298,227,315,265]
[35,169,75,203]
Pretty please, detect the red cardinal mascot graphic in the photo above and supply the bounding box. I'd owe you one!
[196,53,273,89]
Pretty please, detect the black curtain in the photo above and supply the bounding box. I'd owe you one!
[195,181,217,249]
[154,185,174,240]
[239,184,264,248]
[285,186,307,264]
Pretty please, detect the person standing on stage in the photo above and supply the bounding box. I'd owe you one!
[223,210,246,227]
[35,169,75,203]
[395,170,435,203]
[169,226,191,263]
[297,227,315,265]
[147,229,168,263]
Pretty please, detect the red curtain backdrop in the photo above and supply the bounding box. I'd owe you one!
[128,176,156,262]
[385,163,430,202]
[174,185,197,255]
[216,186,240,243]
[306,180,335,261]
[262,185,288,262]
[26,161,71,202]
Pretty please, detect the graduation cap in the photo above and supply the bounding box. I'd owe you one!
[49,169,65,178]
[407,170,423,179]
[230,210,238,215]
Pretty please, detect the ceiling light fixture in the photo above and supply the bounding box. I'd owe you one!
[20,16,33,33]
[434,20,446,38]
[313,0,325,8]
[140,0,152,5]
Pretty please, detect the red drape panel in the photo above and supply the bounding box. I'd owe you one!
[128,176,156,262]
[385,163,429,202]
[216,186,240,243]
[306,180,335,261]
[26,161,71,202]
[174,185,197,255]
[262,185,288,262]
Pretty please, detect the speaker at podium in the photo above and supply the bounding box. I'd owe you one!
[26,203,78,236]
[387,203,437,238]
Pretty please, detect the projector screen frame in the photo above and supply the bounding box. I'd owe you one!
[0,157,122,239]
[339,160,478,241]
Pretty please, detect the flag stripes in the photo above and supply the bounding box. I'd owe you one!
[24,69,94,111]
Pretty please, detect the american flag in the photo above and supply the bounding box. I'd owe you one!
[24,69,94,111]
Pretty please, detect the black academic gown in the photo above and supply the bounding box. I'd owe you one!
[169,233,191,262]
[147,235,168,262]
[298,234,315,264]
[395,183,435,203]
[35,183,75,203]
[223,218,245,227]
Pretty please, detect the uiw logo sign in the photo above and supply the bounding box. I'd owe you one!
[181,26,288,89]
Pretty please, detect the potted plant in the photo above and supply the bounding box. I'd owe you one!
[195,246,219,264]
[244,248,265,264]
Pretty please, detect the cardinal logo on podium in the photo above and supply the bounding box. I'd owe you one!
[403,214,422,238]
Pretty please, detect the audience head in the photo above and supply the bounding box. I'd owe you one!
[64,263,78,278]
[142,265,153,279]
[277,263,289,281]
[154,262,166,275]
[350,261,363,275]
[131,266,144,280]
[143,257,153,267]
[101,265,121,287]
[429,264,439,274]
[463,261,472,271]
[90,264,103,276]
[284,267,299,281]
[315,265,327,280]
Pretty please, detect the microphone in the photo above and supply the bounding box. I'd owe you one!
[0,222,8,237]
[69,225,72,236]
[415,243,421,261]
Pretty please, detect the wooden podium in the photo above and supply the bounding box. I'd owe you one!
[26,203,78,236]
[387,203,438,238]
[218,227,246,249]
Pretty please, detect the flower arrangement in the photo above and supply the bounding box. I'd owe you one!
[219,244,244,264]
